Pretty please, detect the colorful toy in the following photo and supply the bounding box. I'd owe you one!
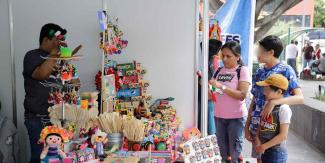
[209,21,222,41]
[47,85,79,105]
[156,142,167,151]
[149,97,174,113]
[61,71,73,82]
[72,148,96,163]
[128,141,141,151]
[52,61,78,83]
[97,60,153,117]
[99,16,128,55]
[39,126,72,162]
[182,127,201,141]
[91,129,108,161]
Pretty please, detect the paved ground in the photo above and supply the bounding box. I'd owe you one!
[242,131,325,163]
[241,79,325,163]
[298,79,325,98]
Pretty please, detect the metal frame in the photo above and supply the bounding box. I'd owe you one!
[8,0,17,126]
[201,0,209,137]
[100,0,108,113]
[194,0,200,130]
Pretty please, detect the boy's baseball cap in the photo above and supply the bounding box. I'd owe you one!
[256,74,289,90]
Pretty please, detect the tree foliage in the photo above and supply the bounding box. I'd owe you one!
[209,0,303,42]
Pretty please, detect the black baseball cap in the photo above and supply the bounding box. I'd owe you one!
[39,23,67,45]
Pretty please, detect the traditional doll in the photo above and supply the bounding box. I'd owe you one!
[91,129,108,161]
[39,126,71,163]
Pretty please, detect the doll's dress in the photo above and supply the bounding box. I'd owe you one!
[41,147,62,163]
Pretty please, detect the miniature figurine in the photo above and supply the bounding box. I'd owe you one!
[91,129,108,161]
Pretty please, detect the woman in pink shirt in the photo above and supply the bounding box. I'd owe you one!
[210,41,251,163]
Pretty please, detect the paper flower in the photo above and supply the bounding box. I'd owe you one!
[39,126,73,144]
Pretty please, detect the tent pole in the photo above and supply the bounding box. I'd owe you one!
[8,0,17,126]
[201,0,209,137]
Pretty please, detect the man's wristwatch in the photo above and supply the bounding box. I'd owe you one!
[221,85,226,91]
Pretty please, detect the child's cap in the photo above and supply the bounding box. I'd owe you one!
[256,74,289,90]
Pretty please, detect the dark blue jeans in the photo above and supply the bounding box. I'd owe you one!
[24,117,44,163]
[208,100,216,135]
[262,147,288,163]
[287,58,297,76]
[215,117,246,163]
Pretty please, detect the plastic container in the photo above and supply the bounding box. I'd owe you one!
[60,47,72,58]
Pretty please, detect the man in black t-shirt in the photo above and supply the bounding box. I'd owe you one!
[302,42,314,68]
[23,23,67,163]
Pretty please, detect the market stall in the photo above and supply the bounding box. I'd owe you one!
[1,0,205,161]
[33,14,221,161]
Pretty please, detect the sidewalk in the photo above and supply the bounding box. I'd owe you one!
[298,79,325,99]
[242,131,325,163]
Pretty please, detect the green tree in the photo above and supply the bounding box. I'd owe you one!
[314,0,325,27]
[266,20,296,36]
[209,0,303,42]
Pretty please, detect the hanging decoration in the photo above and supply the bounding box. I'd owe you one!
[98,11,128,55]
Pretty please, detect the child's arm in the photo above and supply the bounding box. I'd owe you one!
[221,81,250,101]
[256,123,289,153]
[261,87,304,120]
[244,97,255,142]
[255,120,262,146]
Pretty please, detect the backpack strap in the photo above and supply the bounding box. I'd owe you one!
[213,65,242,79]
[212,67,223,79]
[236,65,242,80]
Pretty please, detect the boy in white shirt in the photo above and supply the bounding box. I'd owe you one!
[255,74,292,163]
[285,40,298,75]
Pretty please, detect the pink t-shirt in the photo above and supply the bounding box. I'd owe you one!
[213,66,251,119]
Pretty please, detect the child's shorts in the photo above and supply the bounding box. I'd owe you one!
[261,147,288,163]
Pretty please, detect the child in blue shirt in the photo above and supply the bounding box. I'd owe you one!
[244,35,304,163]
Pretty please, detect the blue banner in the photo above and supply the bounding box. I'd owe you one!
[213,0,256,67]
